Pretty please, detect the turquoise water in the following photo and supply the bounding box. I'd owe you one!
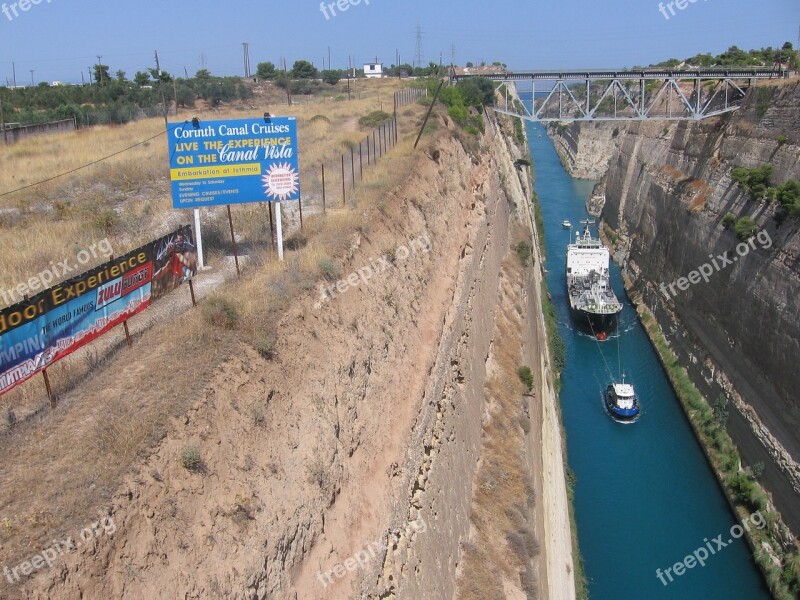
[525,121,771,599]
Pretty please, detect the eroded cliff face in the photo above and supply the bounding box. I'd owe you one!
[556,80,800,533]
[547,121,618,180]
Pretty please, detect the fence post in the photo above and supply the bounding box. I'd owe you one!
[341,154,346,206]
[350,146,355,189]
[320,164,327,212]
[359,142,363,179]
[42,369,55,409]
[366,136,371,166]
[123,321,133,347]
[299,196,304,230]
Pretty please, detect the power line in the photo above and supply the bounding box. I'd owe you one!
[0,129,169,199]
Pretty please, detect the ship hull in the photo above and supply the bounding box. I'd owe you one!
[568,303,619,335]
[605,387,640,422]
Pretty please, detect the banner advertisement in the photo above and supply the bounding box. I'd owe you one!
[167,116,300,209]
[0,226,198,396]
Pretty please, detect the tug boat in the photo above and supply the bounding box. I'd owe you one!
[605,374,640,422]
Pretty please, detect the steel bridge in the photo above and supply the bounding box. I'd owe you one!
[452,68,789,122]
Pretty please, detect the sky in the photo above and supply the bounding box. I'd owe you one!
[0,0,798,85]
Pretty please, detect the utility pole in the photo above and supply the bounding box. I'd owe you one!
[87,68,93,86]
[242,42,251,78]
[154,50,169,128]
[328,46,331,72]
[29,70,34,86]
[451,44,456,67]
[96,55,103,86]
[0,91,8,144]
[12,62,16,88]
[81,72,85,86]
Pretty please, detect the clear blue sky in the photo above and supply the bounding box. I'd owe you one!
[0,0,798,85]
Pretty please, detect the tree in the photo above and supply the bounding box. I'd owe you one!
[134,71,150,87]
[176,85,197,108]
[455,77,495,107]
[256,62,277,80]
[466,61,474,68]
[94,64,111,85]
[115,70,127,82]
[290,60,318,79]
[321,70,341,85]
[195,68,212,80]
[148,68,172,83]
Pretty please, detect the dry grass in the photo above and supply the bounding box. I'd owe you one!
[456,220,541,600]
[0,79,435,580]
[0,78,418,306]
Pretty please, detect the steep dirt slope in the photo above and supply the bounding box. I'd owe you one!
[12,114,570,599]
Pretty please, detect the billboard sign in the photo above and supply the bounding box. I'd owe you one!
[0,227,197,397]
[168,117,300,209]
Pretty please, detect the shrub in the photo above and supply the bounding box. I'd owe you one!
[517,366,534,391]
[254,332,277,359]
[203,296,239,329]
[447,102,469,125]
[776,134,788,145]
[722,213,737,229]
[776,180,800,216]
[731,165,773,198]
[734,216,757,240]
[358,110,392,128]
[318,257,340,280]
[181,445,202,470]
[94,209,118,234]
[515,241,532,266]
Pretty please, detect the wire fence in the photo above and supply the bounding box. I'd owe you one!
[279,87,426,234]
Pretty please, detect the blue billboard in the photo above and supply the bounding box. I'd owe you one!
[168,117,300,209]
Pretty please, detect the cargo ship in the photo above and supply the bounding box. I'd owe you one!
[566,220,622,335]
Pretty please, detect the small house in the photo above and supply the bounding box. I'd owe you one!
[363,63,384,78]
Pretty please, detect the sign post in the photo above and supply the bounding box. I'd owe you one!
[193,208,205,269]
[276,201,284,261]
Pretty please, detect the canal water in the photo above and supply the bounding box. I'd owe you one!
[525,121,771,599]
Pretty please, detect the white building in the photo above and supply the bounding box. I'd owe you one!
[363,63,384,78]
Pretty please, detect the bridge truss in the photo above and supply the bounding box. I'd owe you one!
[452,68,788,122]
